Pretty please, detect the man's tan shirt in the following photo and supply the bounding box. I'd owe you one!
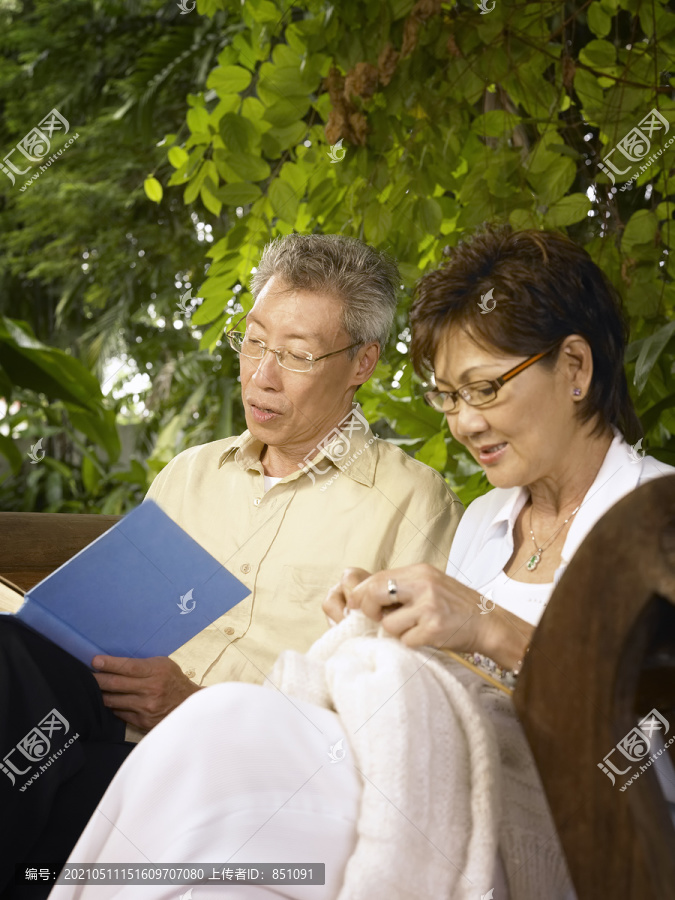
[145,405,463,690]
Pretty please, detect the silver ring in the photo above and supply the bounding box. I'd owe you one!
[387,578,398,598]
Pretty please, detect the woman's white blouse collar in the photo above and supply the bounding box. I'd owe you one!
[447,426,675,590]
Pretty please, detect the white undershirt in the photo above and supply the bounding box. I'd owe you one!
[480,573,554,627]
[263,474,283,493]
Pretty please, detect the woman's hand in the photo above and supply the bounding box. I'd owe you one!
[322,567,372,624]
[347,564,532,668]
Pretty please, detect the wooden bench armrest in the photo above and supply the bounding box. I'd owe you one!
[514,473,675,899]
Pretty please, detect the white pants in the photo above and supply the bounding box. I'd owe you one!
[50,682,512,900]
[49,684,362,899]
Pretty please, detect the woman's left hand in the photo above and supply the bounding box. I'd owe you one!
[347,564,487,653]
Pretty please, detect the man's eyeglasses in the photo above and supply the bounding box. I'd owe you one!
[225,314,361,373]
[423,345,560,413]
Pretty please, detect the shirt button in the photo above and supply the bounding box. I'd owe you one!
[240,563,251,574]
[224,627,235,635]
[253,498,261,506]
[184,668,196,679]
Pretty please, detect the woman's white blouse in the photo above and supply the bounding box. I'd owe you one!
[446,427,675,815]
[446,424,675,598]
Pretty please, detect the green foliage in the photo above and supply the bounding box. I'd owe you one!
[1,0,674,511]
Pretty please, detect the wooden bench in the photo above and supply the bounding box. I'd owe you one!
[514,473,675,899]
[2,476,675,899]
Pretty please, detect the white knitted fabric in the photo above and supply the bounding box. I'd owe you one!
[473,683,575,900]
[267,611,501,900]
[268,611,575,900]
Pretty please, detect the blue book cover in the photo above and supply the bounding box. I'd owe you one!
[3,500,250,667]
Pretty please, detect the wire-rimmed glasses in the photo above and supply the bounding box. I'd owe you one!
[423,345,560,413]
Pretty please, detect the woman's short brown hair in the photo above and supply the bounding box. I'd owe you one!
[410,225,643,444]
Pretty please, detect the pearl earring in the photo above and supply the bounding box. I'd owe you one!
[573,388,581,396]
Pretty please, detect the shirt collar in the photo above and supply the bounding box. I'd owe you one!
[561,424,642,563]
[478,424,641,561]
[217,402,377,488]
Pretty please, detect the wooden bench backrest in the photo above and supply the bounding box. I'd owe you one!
[0,512,121,592]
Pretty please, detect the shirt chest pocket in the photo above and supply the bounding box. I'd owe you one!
[274,564,337,613]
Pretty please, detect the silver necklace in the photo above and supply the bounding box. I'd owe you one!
[527,503,581,571]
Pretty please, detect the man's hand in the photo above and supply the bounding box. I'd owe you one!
[322,567,372,624]
[92,655,201,732]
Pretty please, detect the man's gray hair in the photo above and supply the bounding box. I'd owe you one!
[250,234,400,356]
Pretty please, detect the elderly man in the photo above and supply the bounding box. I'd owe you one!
[0,233,461,896]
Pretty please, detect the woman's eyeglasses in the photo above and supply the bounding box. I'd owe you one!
[423,345,560,413]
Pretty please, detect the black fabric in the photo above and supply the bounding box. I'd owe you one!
[0,619,135,897]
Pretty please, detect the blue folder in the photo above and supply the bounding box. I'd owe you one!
[4,500,250,667]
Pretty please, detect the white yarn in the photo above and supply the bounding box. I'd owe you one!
[267,612,501,900]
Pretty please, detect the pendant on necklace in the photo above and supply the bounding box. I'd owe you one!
[527,553,540,571]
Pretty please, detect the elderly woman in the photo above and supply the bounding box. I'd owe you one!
[48,228,674,900]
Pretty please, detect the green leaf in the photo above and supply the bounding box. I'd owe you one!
[415,197,443,235]
[544,193,592,227]
[201,183,223,216]
[389,0,415,19]
[207,65,252,94]
[587,2,612,37]
[264,121,307,151]
[364,202,392,245]
[183,162,207,204]
[415,430,448,471]
[269,179,300,223]
[261,97,311,127]
[527,157,576,205]
[143,176,163,203]
[471,110,521,138]
[634,321,675,394]
[186,106,211,134]
[377,395,444,441]
[578,39,616,68]
[191,292,230,326]
[67,405,121,463]
[621,210,659,256]
[0,434,23,476]
[0,318,104,413]
[573,68,605,117]
[216,182,262,205]
[81,454,102,493]
[168,146,189,169]
[219,113,256,153]
[225,153,272,182]
[247,0,280,23]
